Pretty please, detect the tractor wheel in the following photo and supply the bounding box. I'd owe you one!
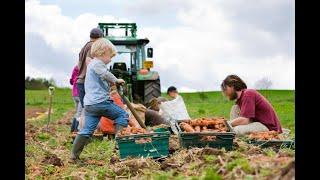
[144,79,161,105]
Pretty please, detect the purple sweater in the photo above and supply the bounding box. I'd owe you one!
[70,66,79,97]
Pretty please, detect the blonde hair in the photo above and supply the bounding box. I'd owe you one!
[91,38,117,57]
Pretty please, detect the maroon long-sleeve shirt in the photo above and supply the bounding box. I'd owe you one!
[236,89,282,133]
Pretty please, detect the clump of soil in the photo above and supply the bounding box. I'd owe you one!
[42,154,64,167]
[25,123,39,140]
[280,160,295,180]
[169,135,180,153]
[197,147,224,156]
[245,146,263,155]
[25,107,46,119]
[41,126,57,134]
[112,158,160,176]
[110,155,120,164]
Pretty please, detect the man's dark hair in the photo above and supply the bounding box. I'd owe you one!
[221,75,247,91]
[167,86,177,94]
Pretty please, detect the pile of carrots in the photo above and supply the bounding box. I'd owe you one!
[248,131,280,140]
[179,117,228,133]
[118,126,150,137]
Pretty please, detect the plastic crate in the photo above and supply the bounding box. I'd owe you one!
[247,139,295,149]
[115,130,170,160]
[176,120,236,150]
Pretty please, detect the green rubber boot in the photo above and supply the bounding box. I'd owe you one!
[115,125,126,150]
[70,135,89,160]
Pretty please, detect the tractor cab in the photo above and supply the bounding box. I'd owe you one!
[98,23,161,105]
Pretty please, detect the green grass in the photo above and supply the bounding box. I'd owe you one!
[25,89,295,133]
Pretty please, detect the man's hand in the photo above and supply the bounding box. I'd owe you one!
[230,117,250,127]
[116,79,125,85]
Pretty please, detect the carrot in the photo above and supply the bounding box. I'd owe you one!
[194,126,201,132]
[248,131,280,140]
[128,117,142,128]
[180,122,195,132]
[118,126,149,136]
[181,117,228,133]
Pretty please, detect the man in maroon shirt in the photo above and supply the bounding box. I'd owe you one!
[221,75,282,134]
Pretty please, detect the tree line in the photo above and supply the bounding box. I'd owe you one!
[25,76,56,90]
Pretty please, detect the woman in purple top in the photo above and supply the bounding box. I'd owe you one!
[70,65,83,132]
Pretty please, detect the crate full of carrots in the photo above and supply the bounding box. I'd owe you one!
[245,131,295,149]
[115,126,170,160]
[175,117,236,150]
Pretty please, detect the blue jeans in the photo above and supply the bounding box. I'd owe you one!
[78,100,129,137]
[77,83,85,108]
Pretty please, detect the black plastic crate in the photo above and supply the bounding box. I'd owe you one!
[247,139,295,149]
[176,120,236,150]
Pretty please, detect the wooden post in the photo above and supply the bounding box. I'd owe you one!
[46,87,55,131]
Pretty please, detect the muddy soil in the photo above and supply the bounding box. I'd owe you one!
[42,154,64,167]
[25,107,46,119]
[57,110,75,125]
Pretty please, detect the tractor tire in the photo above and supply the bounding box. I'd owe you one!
[144,79,161,105]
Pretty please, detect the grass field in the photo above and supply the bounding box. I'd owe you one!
[26,89,294,133]
[25,89,295,179]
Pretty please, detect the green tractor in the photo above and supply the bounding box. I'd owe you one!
[98,23,161,105]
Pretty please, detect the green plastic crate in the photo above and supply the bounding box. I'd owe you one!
[247,139,295,149]
[115,131,170,160]
[176,120,236,150]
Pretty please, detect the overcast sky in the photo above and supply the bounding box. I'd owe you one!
[26,0,295,92]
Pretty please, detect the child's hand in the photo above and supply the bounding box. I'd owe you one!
[116,79,125,84]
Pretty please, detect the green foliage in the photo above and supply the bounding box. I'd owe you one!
[44,165,56,175]
[226,158,253,174]
[203,155,217,163]
[37,132,50,142]
[263,148,277,157]
[198,108,206,114]
[198,91,209,101]
[25,76,56,90]
[201,167,222,180]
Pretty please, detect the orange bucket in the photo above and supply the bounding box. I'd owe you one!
[99,91,125,134]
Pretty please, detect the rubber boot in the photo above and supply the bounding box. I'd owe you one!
[70,135,89,160]
[115,124,126,150]
[70,118,79,132]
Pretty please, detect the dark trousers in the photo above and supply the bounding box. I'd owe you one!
[77,83,85,108]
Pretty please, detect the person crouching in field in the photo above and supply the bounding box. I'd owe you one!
[70,38,128,161]
[221,75,282,135]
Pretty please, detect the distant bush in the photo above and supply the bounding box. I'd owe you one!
[25,76,56,90]
[198,109,206,114]
[198,91,209,101]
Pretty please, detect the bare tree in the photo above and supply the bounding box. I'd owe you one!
[255,77,273,90]
[255,77,273,99]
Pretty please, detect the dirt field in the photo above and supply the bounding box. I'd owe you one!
[25,89,295,179]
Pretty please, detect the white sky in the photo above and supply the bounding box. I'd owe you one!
[26,0,295,92]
